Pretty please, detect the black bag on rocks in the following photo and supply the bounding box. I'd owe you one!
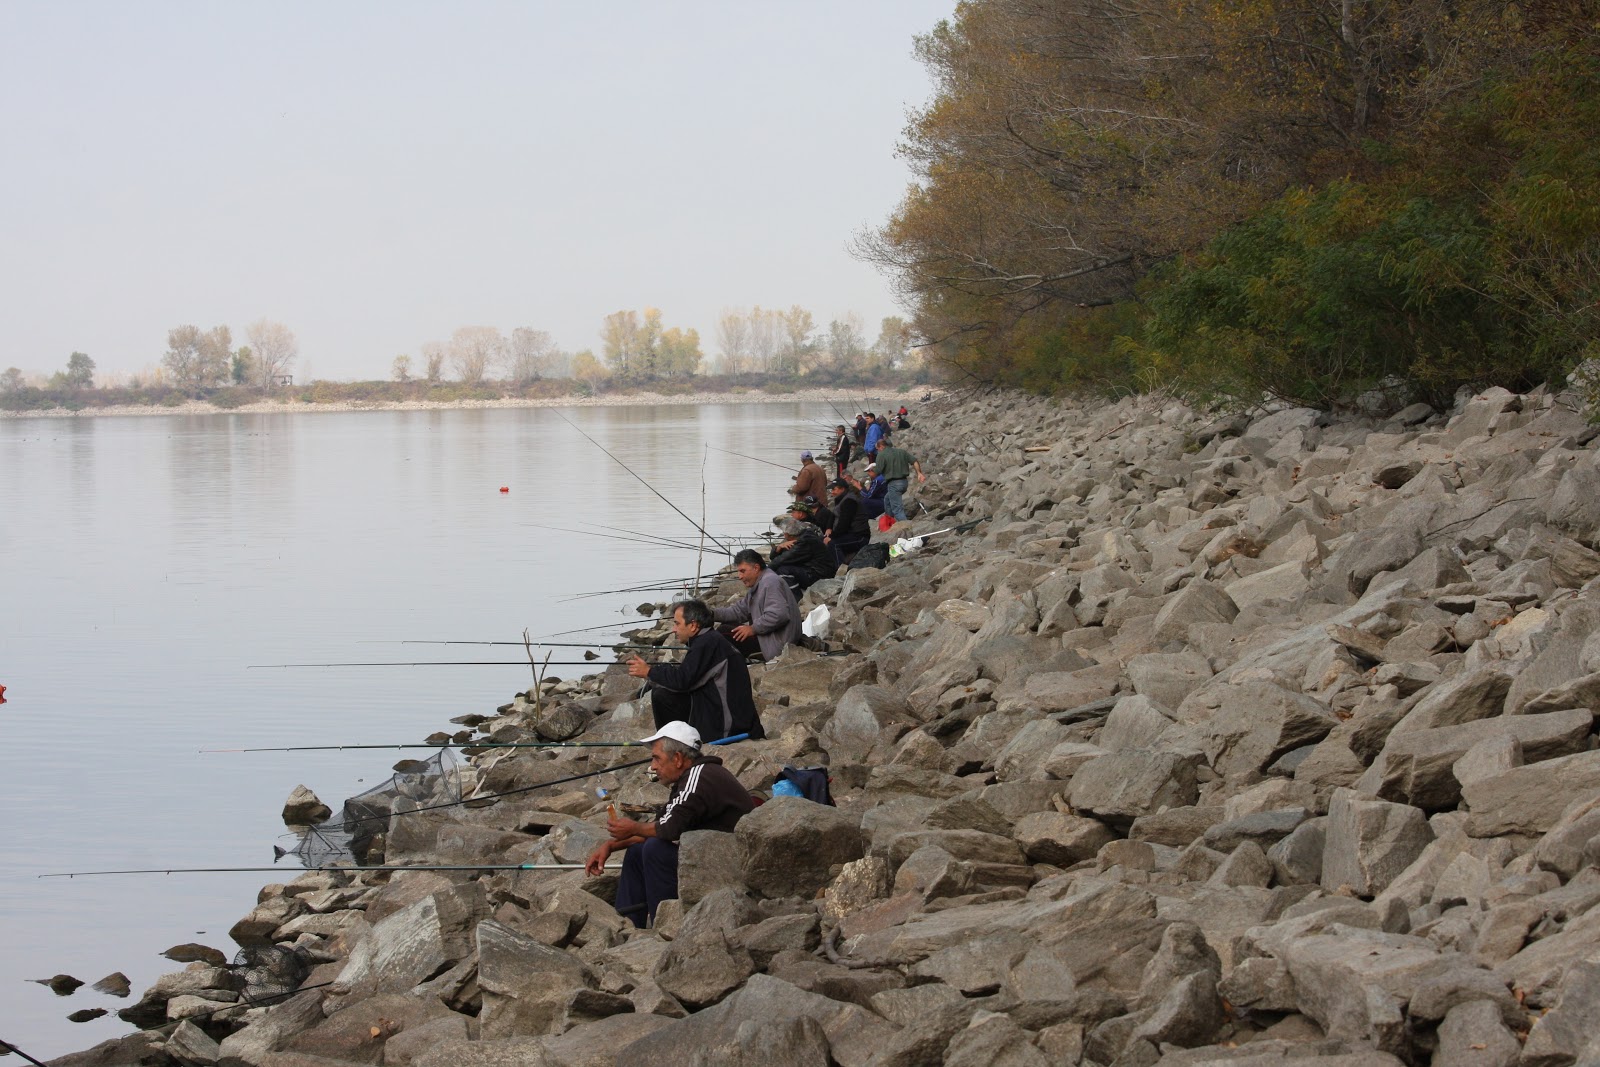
[776,765,834,806]
[848,543,891,570]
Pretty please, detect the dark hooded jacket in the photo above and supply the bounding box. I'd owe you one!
[644,628,765,742]
[772,525,837,584]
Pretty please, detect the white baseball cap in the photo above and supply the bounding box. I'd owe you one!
[638,721,702,750]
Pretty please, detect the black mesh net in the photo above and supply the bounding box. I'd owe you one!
[231,945,314,1006]
[277,749,463,867]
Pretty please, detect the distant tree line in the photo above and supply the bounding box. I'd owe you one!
[1,303,925,411]
[861,1,1600,411]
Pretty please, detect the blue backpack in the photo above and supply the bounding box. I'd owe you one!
[774,765,834,806]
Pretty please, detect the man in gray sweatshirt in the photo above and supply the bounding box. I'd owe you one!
[713,549,802,661]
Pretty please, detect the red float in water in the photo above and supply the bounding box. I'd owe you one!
[499,486,510,493]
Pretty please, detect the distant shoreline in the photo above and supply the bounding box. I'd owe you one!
[0,386,930,420]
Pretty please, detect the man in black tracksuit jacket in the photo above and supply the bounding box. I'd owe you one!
[586,720,755,926]
[625,599,766,743]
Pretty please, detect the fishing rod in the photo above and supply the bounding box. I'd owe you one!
[551,410,732,554]
[202,739,670,753]
[0,1039,47,1067]
[42,862,609,879]
[713,446,797,471]
[521,522,731,556]
[331,732,746,827]
[247,660,634,668]
[395,640,666,650]
[541,618,663,638]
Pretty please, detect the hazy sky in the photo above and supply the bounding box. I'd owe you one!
[0,2,953,381]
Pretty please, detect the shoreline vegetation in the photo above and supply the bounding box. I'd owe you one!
[0,379,931,420]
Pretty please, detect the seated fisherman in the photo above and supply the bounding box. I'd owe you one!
[769,515,837,592]
[712,548,801,661]
[625,599,765,742]
[584,721,754,927]
[824,478,871,563]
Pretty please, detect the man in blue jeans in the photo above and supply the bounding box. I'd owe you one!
[584,721,754,926]
[872,433,926,521]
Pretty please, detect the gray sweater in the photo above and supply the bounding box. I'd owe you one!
[713,567,802,662]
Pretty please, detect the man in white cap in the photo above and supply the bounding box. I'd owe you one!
[790,449,827,503]
[584,721,755,926]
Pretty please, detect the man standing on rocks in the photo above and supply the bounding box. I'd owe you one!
[584,721,754,927]
[709,549,802,661]
[625,599,764,742]
[790,450,827,503]
[873,433,926,522]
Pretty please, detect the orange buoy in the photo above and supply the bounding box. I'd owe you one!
[499,486,509,493]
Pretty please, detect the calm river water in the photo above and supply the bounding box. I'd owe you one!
[0,398,872,1057]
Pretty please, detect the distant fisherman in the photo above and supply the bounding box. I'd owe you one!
[873,432,926,522]
[626,599,765,742]
[831,425,853,479]
[791,450,827,503]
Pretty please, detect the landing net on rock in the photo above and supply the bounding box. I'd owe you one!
[232,944,314,1006]
[277,749,463,867]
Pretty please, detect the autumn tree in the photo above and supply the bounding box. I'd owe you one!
[61,351,95,389]
[601,308,700,380]
[421,341,446,382]
[570,349,607,387]
[392,355,412,382]
[509,327,558,383]
[871,317,912,371]
[825,316,866,372]
[246,320,298,389]
[231,347,255,385]
[163,325,233,393]
[715,310,751,377]
[449,326,504,383]
[0,367,24,392]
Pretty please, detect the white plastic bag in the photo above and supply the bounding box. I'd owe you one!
[802,603,832,640]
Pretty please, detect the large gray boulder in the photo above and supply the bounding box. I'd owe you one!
[1196,681,1340,776]
[678,829,745,907]
[1151,579,1239,645]
[820,685,914,762]
[1370,708,1592,811]
[619,974,897,1067]
[1069,749,1201,829]
[1463,751,1600,837]
[476,919,597,1038]
[1012,812,1117,866]
[737,796,864,899]
[333,883,484,998]
[1322,789,1433,897]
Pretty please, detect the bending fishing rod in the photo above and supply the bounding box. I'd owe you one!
[551,409,732,554]
[324,731,747,829]
[247,660,638,668]
[42,862,609,879]
[395,640,667,650]
[520,521,731,556]
[202,739,673,753]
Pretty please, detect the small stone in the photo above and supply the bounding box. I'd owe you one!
[281,784,332,826]
[36,973,84,996]
[66,1007,107,1022]
[91,972,131,997]
[161,942,228,966]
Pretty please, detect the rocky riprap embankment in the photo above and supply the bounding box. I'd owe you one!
[55,385,1600,1067]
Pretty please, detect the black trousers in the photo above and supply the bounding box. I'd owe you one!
[615,837,678,928]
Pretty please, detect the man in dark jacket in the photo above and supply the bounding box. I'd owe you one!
[584,720,754,926]
[626,600,765,741]
[831,425,853,479]
[825,478,871,563]
[769,516,837,591]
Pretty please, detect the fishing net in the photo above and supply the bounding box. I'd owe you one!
[231,945,314,1006]
[277,749,463,867]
